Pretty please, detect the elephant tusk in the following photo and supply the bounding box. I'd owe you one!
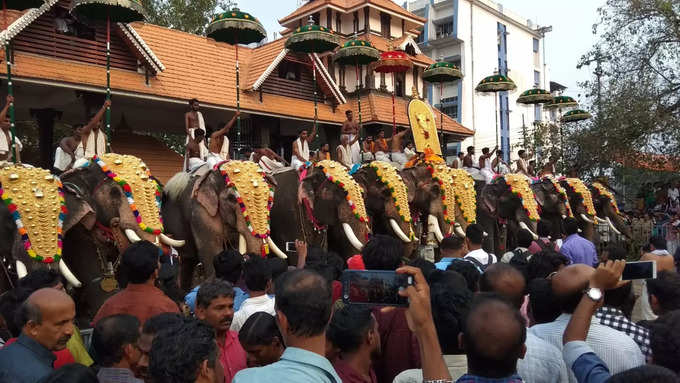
[562,215,568,220]
[267,237,288,259]
[238,234,247,255]
[580,214,595,224]
[159,233,186,248]
[519,222,539,241]
[389,219,411,243]
[454,223,466,238]
[59,259,82,288]
[125,229,142,243]
[343,223,364,251]
[16,260,27,279]
[427,214,444,243]
[606,216,622,235]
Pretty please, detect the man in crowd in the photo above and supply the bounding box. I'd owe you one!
[516,150,530,177]
[451,151,464,169]
[206,111,239,167]
[479,264,570,382]
[560,217,597,267]
[500,229,534,265]
[362,135,376,161]
[463,146,475,168]
[0,288,75,383]
[646,271,680,317]
[0,95,21,163]
[341,110,361,164]
[184,98,209,170]
[150,318,225,383]
[78,99,111,158]
[251,147,287,173]
[195,279,247,383]
[389,128,410,168]
[93,241,180,326]
[327,305,381,383]
[530,263,645,381]
[435,236,467,270]
[92,314,144,383]
[457,293,526,382]
[337,133,359,168]
[375,129,389,161]
[465,223,497,269]
[53,124,82,172]
[291,125,316,170]
[137,313,184,383]
[231,256,276,333]
[185,250,247,314]
[492,149,510,174]
[479,146,498,183]
[635,236,676,321]
[540,155,558,177]
[186,128,207,171]
[528,219,560,254]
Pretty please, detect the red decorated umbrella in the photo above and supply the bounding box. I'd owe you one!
[2,0,46,162]
[207,6,266,159]
[70,0,147,152]
[423,61,463,155]
[374,49,412,135]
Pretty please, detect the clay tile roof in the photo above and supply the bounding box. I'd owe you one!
[247,38,287,89]
[279,0,425,25]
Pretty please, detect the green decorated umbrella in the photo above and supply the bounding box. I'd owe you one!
[286,17,340,137]
[476,73,517,172]
[544,95,578,109]
[516,88,552,105]
[375,49,413,135]
[334,38,380,156]
[561,109,592,123]
[70,0,146,152]
[423,61,463,155]
[207,6,266,159]
[2,0,47,163]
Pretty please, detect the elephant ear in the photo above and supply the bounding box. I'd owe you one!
[482,184,498,214]
[193,171,219,217]
[61,180,96,232]
[534,183,547,207]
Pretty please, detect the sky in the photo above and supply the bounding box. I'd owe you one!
[244,0,604,100]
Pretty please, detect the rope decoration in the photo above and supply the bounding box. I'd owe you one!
[369,161,411,224]
[0,166,65,263]
[316,160,369,225]
[87,154,163,235]
[448,168,477,223]
[496,174,541,221]
[427,164,456,225]
[561,177,598,220]
[592,182,620,215]
[541,176,573,217]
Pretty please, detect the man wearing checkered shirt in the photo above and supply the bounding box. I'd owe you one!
[596,306,650,360]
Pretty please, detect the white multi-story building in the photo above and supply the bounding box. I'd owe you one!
[407,0,552,162]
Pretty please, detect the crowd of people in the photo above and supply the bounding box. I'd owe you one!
[1,215,679,383]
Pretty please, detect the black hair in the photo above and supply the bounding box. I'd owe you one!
[18,269,63,291]
[244,256,272,292]
[213,250,243,284]
[429,270,472,354]
[556,278,589,314]
[603,283,634,313]
[361,235,403,271]
[275,269,332,337]
[345,110,352,115]
[463,293,526,378]
[440,236,465,252]
[150,318,218,383]
[518,150,525,157]
[238,312,282,347]
[327,304,374,353]
[304,248,345,284]
[527,278,561,324]
[526,250,569,280]
[121,241,159,284]
[607,365,679,383]
[606,245,628,261]
[650,236,667,250]
[467,146,474,152]
[143,313,183,335]
[446,259,482,292]
[194,129,205,138]
[189,98,199,105]
[466,224,485,245]
[196,279,235,309]
[15,299,42,328]
[648,310,680,373]
[407,257,435,281]
[647,271,680,314]
[516,229,534,248]
[38,363,98,383]
[564,217,580,236]
[536,219,552,237]
[267,258,289,283]
[92,314,141,367]
[482,147,490,154]
[479,263,527,309]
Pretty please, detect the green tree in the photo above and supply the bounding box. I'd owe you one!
[140,0,230,35]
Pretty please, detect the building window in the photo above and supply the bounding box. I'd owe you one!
[353,11,359,33]
[436,22,453,39]
[534,70,540,87]
[534,104,541,122]
[533,38,539,53]
[278,61,300,81]
[380,12,391,38]
[440,96,459,120]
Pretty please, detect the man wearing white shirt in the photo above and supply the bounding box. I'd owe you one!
[464,224,497,269]
[231,256,275,333]
[291,125,317,170]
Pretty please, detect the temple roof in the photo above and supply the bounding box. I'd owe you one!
[279,0,426,26]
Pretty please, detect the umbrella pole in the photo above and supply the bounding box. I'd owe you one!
[439,82,444,157]
[235,38,241,159]
[494,91,499,173]
[3,0,16,163]
[356,62,362,159]
[105,11,111,152]
[391,72,396,135]
[313,57,318,139]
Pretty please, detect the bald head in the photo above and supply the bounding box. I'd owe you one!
[20,288,75,351]
[480,264,526,309]
[462,294,526,378]
[552,264,594,313]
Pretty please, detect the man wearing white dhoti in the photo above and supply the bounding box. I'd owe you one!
[291,124,317,170]
[0,96,21,163]
[184,98,209,171]
[77,100,110,160]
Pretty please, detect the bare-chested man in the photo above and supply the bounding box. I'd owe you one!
[77,99,110,159]
[186,129,206,171]
[184,98,208,170]
[0,95,21,163]
[252,147,286,173]
[317,143,331,161]
[389,129,410,168]
[341,110,361,164]
[463,146,475,168]
[540,155,558,177]
[209,111,239,161]
[516,150,530,176]
[54,125,83,172]
[291,124,317,170]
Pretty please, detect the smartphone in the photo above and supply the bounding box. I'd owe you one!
[341,270,413,307]
[285,242,296,253]
[622,261,657,281]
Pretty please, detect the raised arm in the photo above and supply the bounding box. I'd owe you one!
[82,100,111,135]
[0,95,13,125]
[212,111,240,138]
[306,124,317,143]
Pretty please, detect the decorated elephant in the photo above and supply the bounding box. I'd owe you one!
[477,174,540,256]
[591,182,632,239]
[353,161,416,258]
[270,160,371,261]
[560,178,599,242]
[531,176,572,238]
[163,161,286,289]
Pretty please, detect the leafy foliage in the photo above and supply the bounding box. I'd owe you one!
[140,0,230,35]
